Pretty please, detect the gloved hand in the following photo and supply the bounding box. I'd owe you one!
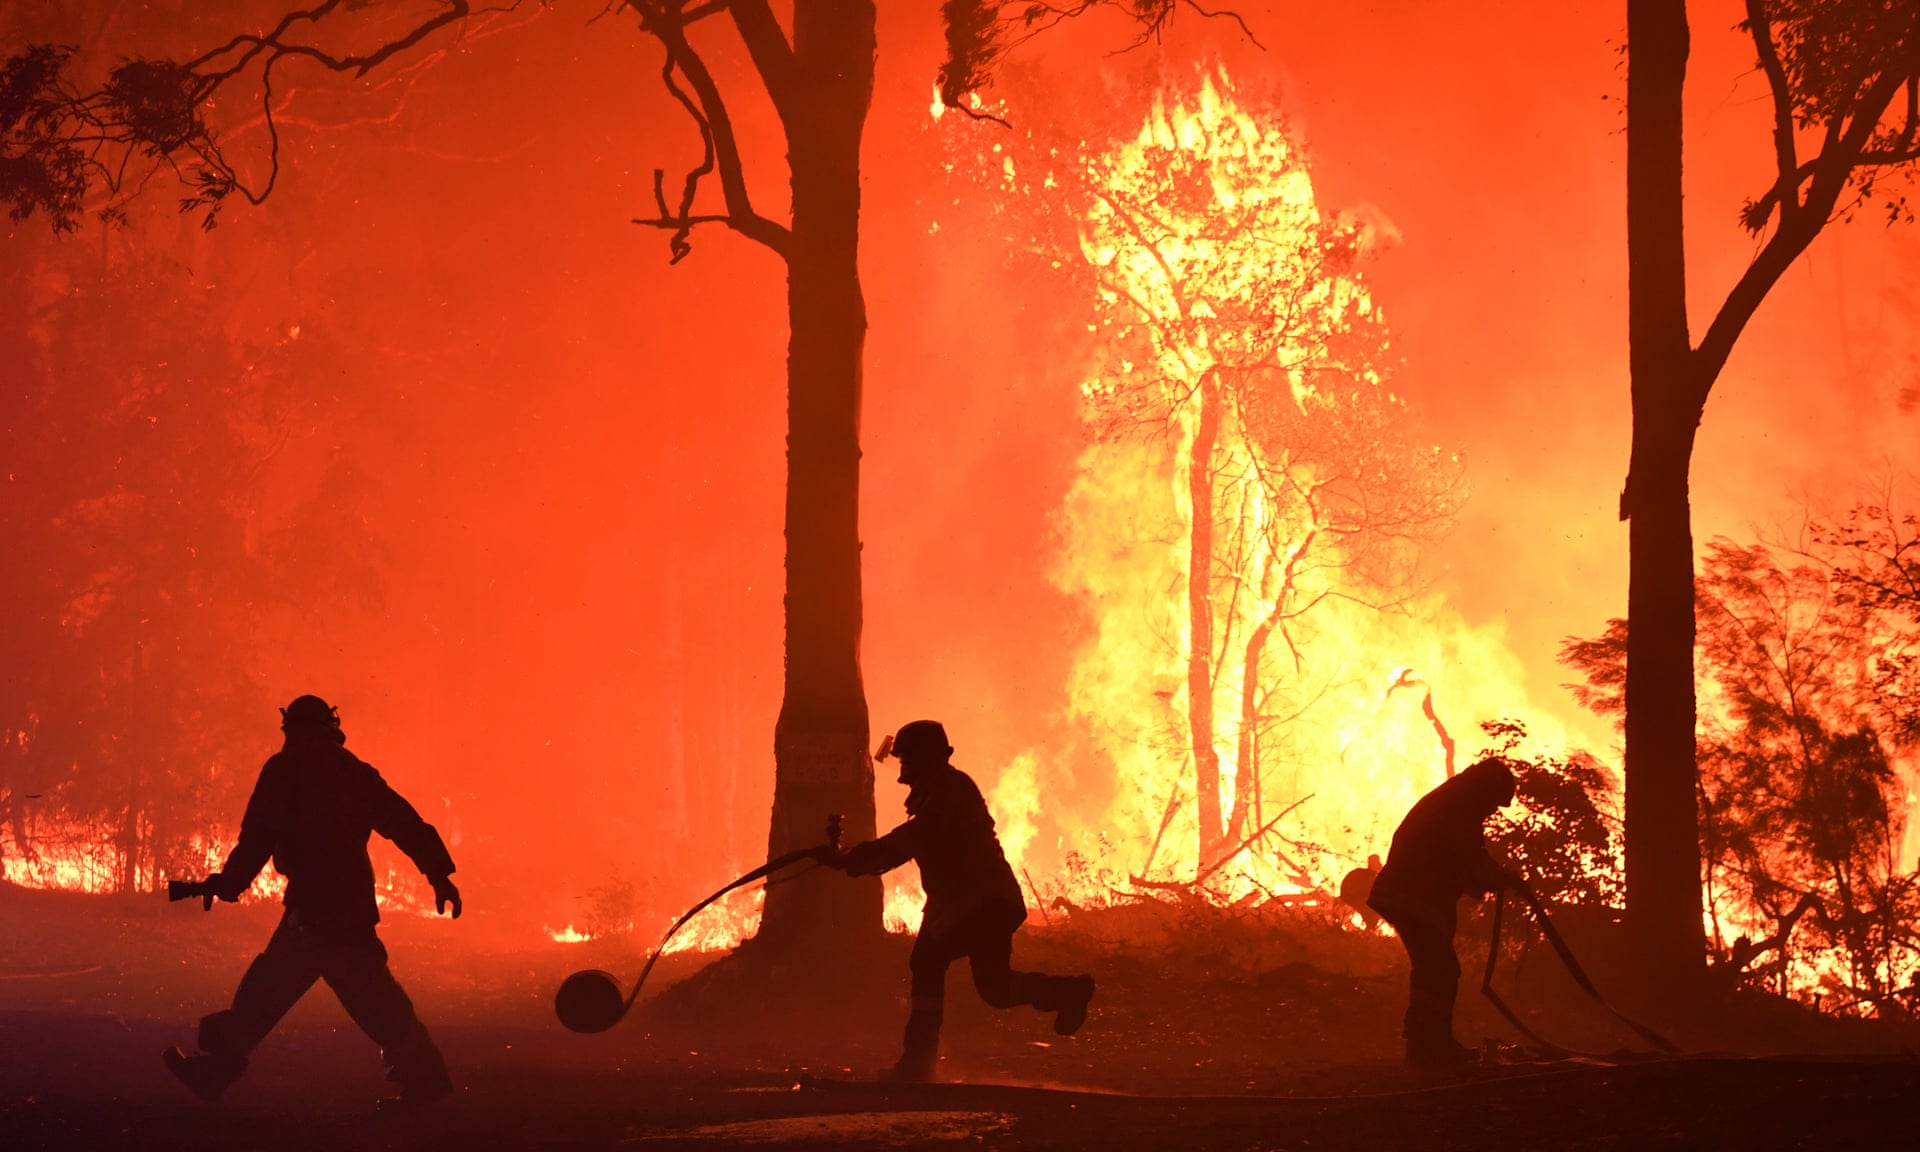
[431,875,462,919]
[807,845,848,871]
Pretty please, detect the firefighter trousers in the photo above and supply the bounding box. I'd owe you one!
[197,908,447,1087]
[1380,908,1462,1047]
[901,910,1079,1063]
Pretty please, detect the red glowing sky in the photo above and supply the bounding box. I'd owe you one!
[6,1,1917,930]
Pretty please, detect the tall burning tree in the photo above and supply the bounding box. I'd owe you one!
[985,71,1464,888]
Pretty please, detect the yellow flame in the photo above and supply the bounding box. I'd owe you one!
[884,873,927,934]
[1001,67,1600,905]
[989,750,1042,874]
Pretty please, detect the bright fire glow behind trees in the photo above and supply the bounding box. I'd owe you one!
[956,68,1597,907]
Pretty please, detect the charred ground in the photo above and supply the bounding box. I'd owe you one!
[2,884,1914,1150]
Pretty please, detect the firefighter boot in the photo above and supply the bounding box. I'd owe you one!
[1405,1032,1476,1069]
[884,997,942,1083]
[163,1047,243,1103]
[378,1034,454,1110]
[377,1067,454,1111]
[1052,974,1096,1036]
[1402,980,1472,1069]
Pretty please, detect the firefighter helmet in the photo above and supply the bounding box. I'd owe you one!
[279,694,340,734]
[885,720,952,763]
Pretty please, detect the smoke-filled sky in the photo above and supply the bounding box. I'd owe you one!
[5,1,1917,932]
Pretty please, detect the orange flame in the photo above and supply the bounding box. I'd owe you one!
[2,820,443,918]
[955,67,1606,910]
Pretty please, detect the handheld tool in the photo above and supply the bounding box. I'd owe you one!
[166,878,232,912]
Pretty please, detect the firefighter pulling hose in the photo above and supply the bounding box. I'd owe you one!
[817,721,1095,1082]
[558,721,1096,1086]
[1367,755,1677,1066]
[1366,758,1521,1067]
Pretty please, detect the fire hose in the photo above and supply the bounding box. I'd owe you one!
[1480,883,1678,1058]
[554,813,845,1034]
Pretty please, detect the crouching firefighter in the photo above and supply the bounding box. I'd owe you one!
[1365,757,1519,1068]
[820,720,1095,1082]
[164,695,463,1108]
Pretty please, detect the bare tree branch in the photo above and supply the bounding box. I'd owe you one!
[935,0,1259,116]
[1746,0,1802,223]
[189,0,511,82]
[1700,60,1918,393]
[631,0,789,261]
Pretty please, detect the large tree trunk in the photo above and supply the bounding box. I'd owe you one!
[1623,0,1706,987]
[756,0,886,956]
[1188,373,1224,863]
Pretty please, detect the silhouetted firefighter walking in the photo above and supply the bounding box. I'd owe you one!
[1366,757,1518,1068]
[164,696,462,1108]
[823,720,1095,1081]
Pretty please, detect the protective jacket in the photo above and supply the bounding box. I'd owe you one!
[1366,770,1508,928]
[841,763,1026,940]
[220,735,455,927]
